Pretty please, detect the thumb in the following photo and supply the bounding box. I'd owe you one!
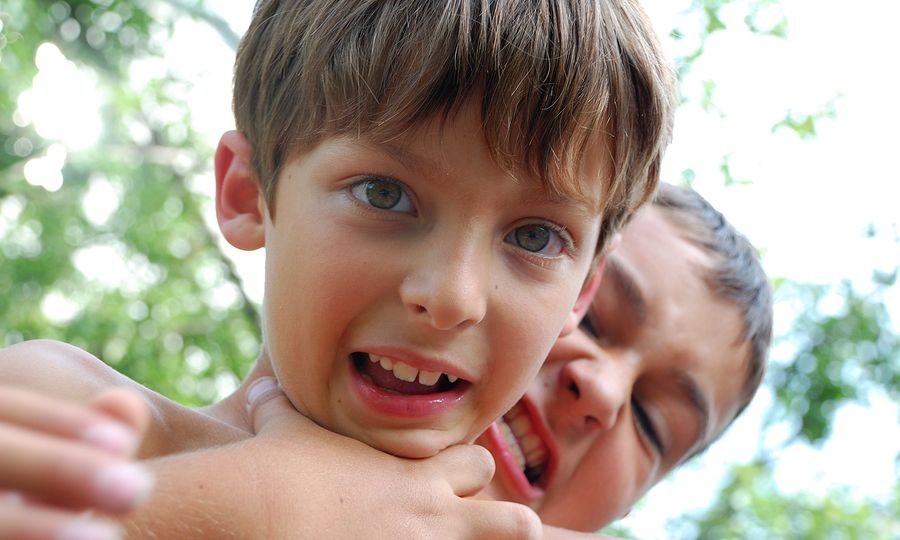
[244,377,303,435]
[424,444,496,497]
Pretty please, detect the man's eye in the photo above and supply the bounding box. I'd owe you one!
[579,314,599,338]
[505,223,571,256]
[631,397,665,455]
[349,177,416,215]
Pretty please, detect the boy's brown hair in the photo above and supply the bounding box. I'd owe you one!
[233,0,676,250]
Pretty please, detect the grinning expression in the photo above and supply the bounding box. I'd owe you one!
[246,100,606,458]
[477,205,750,530]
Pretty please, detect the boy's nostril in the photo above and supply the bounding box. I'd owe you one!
[567,379,580,398]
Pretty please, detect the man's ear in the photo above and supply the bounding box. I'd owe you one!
[215,130,265,251]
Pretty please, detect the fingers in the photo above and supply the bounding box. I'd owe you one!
[412,446,541,539]
[0,421,153,513]
[89,389,150,447]
[0,386,153,514]
[0,387,138,456]
[422,444,496,497]
[245,377,309,435]
[456,499,542,540]
[0,500,122,540]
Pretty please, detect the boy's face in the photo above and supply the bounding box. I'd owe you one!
[476,205,750,531]
[226,100,606,458]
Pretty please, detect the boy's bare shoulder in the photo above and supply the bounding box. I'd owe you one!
[0,339,126,398]
[0,339,250,457]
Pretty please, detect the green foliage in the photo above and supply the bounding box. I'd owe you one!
[669,460,900,539]
[768,278,900,445]
[1,0,259,405]
[672,0,789,82]
[718,154,751,187]
[772,97,840,140]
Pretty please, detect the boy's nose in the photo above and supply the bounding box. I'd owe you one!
[558,352,633,433]
[398,234,489,330]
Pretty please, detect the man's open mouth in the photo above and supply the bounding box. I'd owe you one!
[351,351,465,395]
[495,401,550,486]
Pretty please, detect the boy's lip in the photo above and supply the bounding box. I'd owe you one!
[481,393,558,503]
[348,346,472,418]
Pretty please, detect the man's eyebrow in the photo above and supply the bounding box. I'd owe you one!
[671,367,710,447]
[604,257,647,324]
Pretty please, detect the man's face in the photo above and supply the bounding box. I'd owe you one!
[258,100,605,458]
[478,205,750,530]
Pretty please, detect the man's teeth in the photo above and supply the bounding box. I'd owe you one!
[369,354,457,385]
[499,421,526,468]
[499,403,549,479]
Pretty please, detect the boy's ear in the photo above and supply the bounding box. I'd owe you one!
[215,130,266,251]
[560,232,621,337]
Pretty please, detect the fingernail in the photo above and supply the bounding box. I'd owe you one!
[245,376,279,411]
[93,463,154,512]
[82,423,137,455]
[57,520,123,540]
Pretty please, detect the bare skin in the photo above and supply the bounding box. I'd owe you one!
[0,342,542,540]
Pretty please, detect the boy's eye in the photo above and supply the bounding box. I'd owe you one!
[631,397,665,456]
[516,225,550,252]
[349,177,416,215]
[505,223,570,256]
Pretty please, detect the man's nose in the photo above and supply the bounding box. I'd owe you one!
[558,351,634,433]
[398,229,489,330]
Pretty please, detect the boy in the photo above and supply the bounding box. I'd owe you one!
[0,0,674,537]
[229,181,772,538]
[0,184,772,539]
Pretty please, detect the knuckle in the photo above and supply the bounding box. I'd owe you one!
[507,504,541,539]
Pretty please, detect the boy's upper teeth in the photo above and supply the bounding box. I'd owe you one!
[369,354,453,386]
[418,370,441,386]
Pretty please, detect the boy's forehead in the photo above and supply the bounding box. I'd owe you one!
[344,108,610,217]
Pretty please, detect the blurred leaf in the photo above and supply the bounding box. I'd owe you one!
[1,0,259,405]
[669,460,900,539]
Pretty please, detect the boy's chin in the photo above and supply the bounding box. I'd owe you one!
[356,427,472,459]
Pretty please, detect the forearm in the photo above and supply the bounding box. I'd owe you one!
[120,388,543,540]
[123,440,272,539]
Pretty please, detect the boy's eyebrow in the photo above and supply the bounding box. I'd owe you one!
[670,367,710,449]
[364,140,435,178]
[604,258,647,324]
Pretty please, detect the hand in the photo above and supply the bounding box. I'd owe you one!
[0,386,153,540]
[246,377,542,540]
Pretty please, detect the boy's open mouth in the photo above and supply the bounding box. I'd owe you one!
[496,401,550,486]
[351,352,465,395]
